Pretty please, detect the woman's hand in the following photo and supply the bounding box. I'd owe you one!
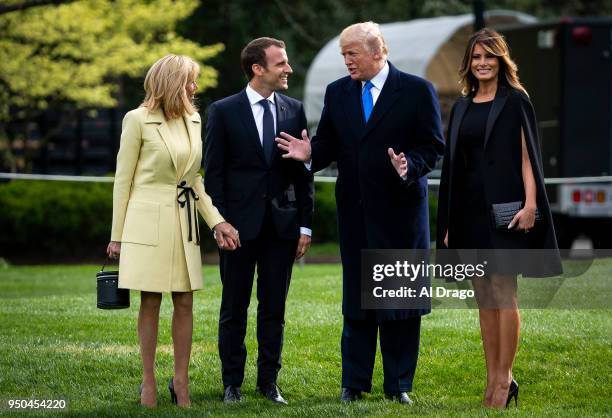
[508,206,537,232]
[107,241,121,259]
[444,230,449,248]
[213,222,241,250]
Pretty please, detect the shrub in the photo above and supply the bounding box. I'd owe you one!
[0,180,439,262]
[0,180,114,260]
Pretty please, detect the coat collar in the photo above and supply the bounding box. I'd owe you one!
[341,61,404,142]
[237,90,268,166]
[144,107,201,123]
[182,113,200,176]
[449,85,509,162]
[237,89,286,167]
[484,85,508,149]
[361,61,403,141]
[144,108,201,178]
[274,93,289,165]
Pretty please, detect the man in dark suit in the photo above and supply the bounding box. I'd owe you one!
[276,22,444,404]
[204,37,314,405]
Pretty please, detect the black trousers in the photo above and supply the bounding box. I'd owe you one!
[218,209,297,388]
[341,316,422,393]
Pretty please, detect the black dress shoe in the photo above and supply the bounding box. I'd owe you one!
[385,391,414,405]
[257,383,287,405]
[340,387,362,402]
[223,385,242,403]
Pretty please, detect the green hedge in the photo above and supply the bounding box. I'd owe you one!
[0,180,115,261]
[312,182,338,243]
[312,182,438,242]
[0,180,437,261]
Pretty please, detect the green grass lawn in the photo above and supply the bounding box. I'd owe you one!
[0,263,610,417]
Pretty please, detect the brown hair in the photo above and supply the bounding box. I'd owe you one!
[459,28,527,96]
[141,54,199,119]
[240,37,286,80]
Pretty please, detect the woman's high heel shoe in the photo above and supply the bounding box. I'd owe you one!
[168,377,177,404]
[139,382,156,408]
[506,379,519,408]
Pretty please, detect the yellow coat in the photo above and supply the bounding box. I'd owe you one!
[111,107,224,292]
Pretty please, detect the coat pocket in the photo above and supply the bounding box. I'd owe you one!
[395,182,427,206]
[122,200,160,246]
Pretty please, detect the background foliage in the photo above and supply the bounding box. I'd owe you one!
[180,0,612,105]
[0,180,442,262]
[0,180,339,262]
[0,0,223,171]
[1,0,610,258]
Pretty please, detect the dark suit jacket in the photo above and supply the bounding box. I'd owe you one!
[436,85,562,276]
[204,89,314,241]
[311,62,445,320]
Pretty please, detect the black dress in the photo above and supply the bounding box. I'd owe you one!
[452,100,494,249]
[437,87,562,278]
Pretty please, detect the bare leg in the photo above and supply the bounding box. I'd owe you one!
[489,275,519,408]
[472,277,499,406]
[139,291,162,407]
[171,291,193,407]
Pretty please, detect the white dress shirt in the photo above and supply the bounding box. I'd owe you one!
[362,61,389,105]
[361,62,407,180]
[245,83,277,146]
[246,84,312,237]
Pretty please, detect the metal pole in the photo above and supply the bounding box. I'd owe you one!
[473,0,485,31]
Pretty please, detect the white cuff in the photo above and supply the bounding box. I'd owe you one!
[300,227,312,236]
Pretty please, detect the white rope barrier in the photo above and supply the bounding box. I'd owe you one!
[1,172,612,185]
[0,173,114,182]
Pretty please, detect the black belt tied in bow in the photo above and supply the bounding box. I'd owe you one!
[177,181,200,245]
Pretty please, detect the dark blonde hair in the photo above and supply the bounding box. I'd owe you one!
[339,21,388,59]
[142,55,199,119]
[459,28,527,96]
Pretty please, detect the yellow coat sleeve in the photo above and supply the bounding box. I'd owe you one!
[110,111,142,241]
[193,173,225,229]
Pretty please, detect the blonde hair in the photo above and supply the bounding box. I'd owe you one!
[459,28,527,96]
[339,21,388,58]
[142,55,199,119]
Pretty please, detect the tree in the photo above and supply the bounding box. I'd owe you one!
[182,0,612,105]
[0,0,223,172]
[0,0,76,15]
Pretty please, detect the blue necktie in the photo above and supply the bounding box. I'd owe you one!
[362,80,374,122]
[259,99,275,165]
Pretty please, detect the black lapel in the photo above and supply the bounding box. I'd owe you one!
[273,93,289,164]
[342,78,365,140]
[484,85,509,150]
[237,90,267,165]
[360,62,403,142]
[449,96,470,164]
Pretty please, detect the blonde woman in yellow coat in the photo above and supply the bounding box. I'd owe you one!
[106,55,240,408]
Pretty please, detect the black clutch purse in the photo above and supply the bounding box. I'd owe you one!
[96,261,130,309]
[490,201,542,230]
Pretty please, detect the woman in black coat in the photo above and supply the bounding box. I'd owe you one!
[436,28,562,409]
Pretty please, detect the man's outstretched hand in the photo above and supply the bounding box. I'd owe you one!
[276,129,312,162]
